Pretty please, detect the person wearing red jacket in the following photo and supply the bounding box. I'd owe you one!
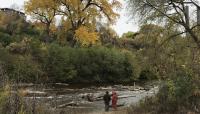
[112,91,118,110]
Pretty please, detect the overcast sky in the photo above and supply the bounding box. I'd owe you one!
[0,0,138,36]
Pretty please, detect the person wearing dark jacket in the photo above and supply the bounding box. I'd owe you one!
[103,91,111,111]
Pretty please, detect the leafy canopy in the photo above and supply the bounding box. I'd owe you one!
[25,0,121,45]
[127,0,200,47]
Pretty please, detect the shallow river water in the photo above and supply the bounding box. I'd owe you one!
[20,83,159,113]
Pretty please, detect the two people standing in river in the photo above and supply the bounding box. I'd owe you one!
[103,91,118,111]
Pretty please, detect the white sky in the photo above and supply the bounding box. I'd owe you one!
[0,0,138,36]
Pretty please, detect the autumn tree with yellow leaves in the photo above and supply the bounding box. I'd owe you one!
[25,0,59,42]
[25,0,121,45]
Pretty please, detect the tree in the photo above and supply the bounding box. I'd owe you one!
[127,0,200,48]
[136,24,164,46]
[121,31,138,39]
[75,26,99,46]
[56,0,121,46]
[57,0,121,30]
[25,0,121,45]
[0,11,36,46]
[0,12,27,35]
[97,23,119,45]
[25,0,59,42]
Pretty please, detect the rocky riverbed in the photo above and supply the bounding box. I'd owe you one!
[18,83,159,114]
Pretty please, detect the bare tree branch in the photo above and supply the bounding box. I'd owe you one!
[159,31,187,48]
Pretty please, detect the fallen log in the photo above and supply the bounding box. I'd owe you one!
[57,102,79,108]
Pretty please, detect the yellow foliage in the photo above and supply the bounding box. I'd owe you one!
[60,18,73,31]
[75,26,99,46]
[59,0,121,45]
[25,0,58,33]
[59,0,121,28]
[25,0,121,44]
[25,0,58,18]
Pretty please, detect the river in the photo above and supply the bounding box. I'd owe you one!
[18,82,159,114]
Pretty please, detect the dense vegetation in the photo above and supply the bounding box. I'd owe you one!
[126,0,200,113]
[0,9,139,84]
[39,45,136,83]
[0,38,137,84]
[0,0,200,113]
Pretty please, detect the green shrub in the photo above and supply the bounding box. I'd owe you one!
[156,70,198,113]
[138,69,157,81]
[0,32,12,46]
[0,47,43,83]
[0,41,137,83]
[44,44,136,83]
[129,69,200,114]
[9,56,43,82]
